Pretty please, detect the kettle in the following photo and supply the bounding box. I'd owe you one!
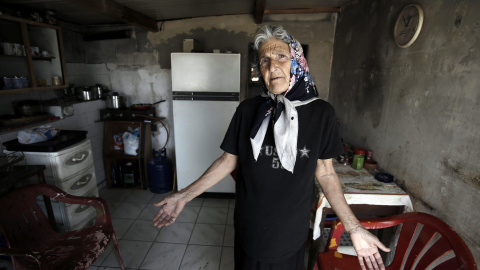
[91,84,106,100]
[105,92,126,109]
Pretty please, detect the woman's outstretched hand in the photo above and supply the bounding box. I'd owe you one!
[349,226,391,270]
[153,192,187,228]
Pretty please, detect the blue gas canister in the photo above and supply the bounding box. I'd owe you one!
[148,148,173,194]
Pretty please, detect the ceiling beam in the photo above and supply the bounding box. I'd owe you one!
[264,7,341,15]
[64,0,159,32]
[255,0,267,24]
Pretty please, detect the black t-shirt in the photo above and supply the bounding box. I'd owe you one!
[220,95,344,263]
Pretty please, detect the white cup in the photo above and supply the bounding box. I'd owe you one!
[31,46,40,56]
[14,44,24,56]
[41,50,49,57]
[0,42,14,55]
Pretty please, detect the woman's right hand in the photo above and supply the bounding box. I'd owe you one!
[153,192,188,228]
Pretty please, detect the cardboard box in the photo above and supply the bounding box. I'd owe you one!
[183,39,199,52]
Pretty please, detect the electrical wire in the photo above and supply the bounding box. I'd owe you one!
[134,114,169,150]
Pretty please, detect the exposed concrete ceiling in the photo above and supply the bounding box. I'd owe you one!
[0,0,352,32]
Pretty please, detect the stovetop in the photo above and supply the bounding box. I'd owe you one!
[100,107,156,121]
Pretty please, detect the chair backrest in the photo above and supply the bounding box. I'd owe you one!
[325,212,476,270]
[0,184,58,249]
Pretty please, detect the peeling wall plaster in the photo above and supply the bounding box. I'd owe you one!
[330,0,480,264]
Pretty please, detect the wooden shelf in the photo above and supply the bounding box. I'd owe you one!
[103,120,153,190]
[0,14,68,94]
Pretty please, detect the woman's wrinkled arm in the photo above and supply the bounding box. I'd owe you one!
[315,158,390,270]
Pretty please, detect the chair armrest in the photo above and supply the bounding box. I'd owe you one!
[0,247,39,262]
[53,194,111,226]
[35,184,112,226]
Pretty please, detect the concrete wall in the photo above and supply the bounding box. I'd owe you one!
[60,14,337,183]
[329,0,480,263]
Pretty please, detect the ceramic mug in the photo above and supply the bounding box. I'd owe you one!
[31,46,40,56]
[0,42,15,55]
[14,44,24,56]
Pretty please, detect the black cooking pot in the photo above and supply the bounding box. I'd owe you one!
[12,100,42,116]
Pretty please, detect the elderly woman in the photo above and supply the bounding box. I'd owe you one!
[153,25,389,270]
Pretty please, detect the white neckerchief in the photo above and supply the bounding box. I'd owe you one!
[250,94,318,173]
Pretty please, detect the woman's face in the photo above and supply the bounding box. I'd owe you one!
[258,38,291,95]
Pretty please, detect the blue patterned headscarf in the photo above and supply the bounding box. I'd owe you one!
[284,34,318,97]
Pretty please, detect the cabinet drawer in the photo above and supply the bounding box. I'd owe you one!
[46,165,97,196]
[23,139,94,179]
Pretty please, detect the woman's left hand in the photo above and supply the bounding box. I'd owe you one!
[349,226,391,270]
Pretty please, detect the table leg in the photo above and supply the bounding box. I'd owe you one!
[37,171,57,231]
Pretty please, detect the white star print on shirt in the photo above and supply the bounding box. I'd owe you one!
[299,146,311,158]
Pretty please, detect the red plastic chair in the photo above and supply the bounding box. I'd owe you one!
[0,184,125,270]
[316,212,476,270]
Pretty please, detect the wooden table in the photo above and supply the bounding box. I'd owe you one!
[312,162,413,240]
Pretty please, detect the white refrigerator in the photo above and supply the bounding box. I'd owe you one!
[171,53,240,193]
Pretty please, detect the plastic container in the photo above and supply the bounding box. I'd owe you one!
[353,147,366,156]
[148,148,173,194]
[351,154,365,170]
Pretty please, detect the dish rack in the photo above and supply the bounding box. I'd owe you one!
[0,152,25,172]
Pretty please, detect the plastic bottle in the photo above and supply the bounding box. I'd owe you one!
[110,162,117,187]
[117,160,123,187]
[123,161,135,187]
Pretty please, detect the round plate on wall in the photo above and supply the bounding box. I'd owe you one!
[393,3,424,48]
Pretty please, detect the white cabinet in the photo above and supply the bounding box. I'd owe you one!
[19,139,99,231]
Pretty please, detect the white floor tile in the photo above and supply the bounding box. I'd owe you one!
[189,224,226,246]
[175,206,200,223]
[125,190,155,204]
[196,207,228,224]
[149,192,172,204]
[179,245,222,270]
[220,247,234,270]
[203,198,230,208]
[227,207,234,225]
[111,202,147,219]
[141,242,187,270]
[101,240,152,269]
[223,225,234,247]
[138,204,161,220]
[123,220,161,241]
[111,218,135,239]
[156,222,195,244]
[229,199,235,209]
[99,188,133,203]
[187,198,204,207]
[106,201,121,214]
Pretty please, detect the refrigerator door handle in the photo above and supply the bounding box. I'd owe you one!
[173,91,239,101]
